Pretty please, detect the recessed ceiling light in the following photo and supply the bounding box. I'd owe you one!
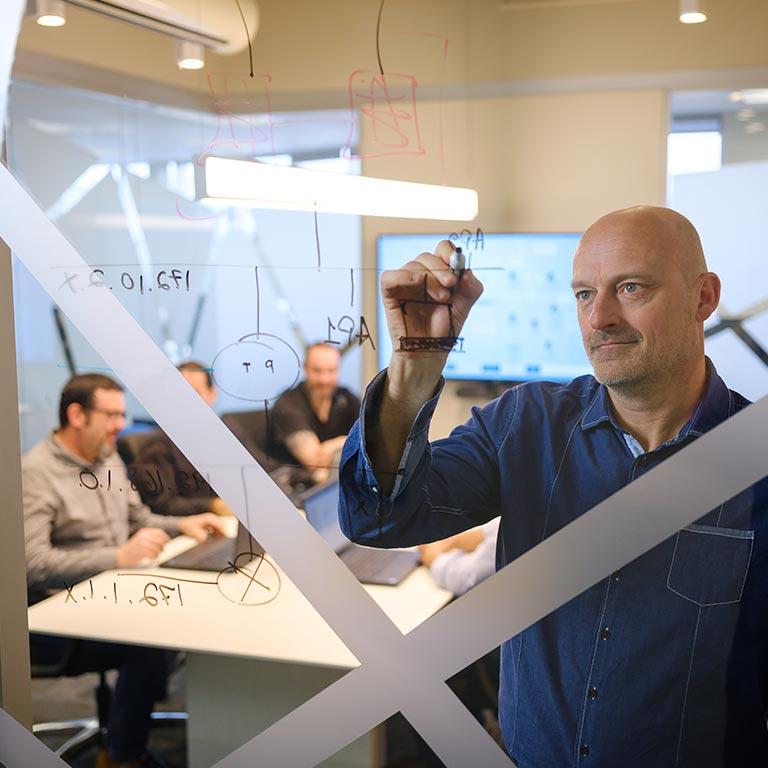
[745,122,765,135]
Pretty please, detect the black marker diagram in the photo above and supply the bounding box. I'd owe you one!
[212,332,301,403]
[64,550,282,609]
[216,551,282,606]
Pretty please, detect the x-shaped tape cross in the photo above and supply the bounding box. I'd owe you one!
[2,4,768,765]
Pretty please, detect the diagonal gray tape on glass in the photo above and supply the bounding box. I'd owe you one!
[220,395,768,766]
[0,166,513,766]
[1,6,764,767]
[407,394,768,671]
[0,162,400,661]
[0,709,66,768]
[215,662,510,768]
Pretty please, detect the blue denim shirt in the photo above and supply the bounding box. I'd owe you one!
[338,362,768,767]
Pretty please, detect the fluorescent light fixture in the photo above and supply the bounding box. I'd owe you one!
[33,0,66,26]
[177,40,205,70]
[196,157,479,220]
[679,0,706,23]
[739,89,768,105]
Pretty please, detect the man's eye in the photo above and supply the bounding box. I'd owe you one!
[575,290,591,301]
[622,283,640,294]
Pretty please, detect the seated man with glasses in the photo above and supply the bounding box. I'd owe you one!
[23,373,226,768]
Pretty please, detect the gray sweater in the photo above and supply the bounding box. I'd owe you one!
[23,433,180,600]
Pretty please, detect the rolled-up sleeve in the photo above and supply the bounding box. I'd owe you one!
[339,369,512,548]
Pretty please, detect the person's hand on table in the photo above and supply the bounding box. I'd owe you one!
[178,512,228,542]
[418,528,486,566]
[418,540,454,567]
[116,527,170,567]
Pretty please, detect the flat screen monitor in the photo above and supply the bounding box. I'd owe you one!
[376,232,592,383]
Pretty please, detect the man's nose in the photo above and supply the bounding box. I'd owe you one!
[589,291,621,330]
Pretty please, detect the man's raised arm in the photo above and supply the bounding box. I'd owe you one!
[367,240,484,494]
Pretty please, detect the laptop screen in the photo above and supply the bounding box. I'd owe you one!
[303,481,349,554]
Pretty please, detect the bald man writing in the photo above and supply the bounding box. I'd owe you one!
[339,207,768,767]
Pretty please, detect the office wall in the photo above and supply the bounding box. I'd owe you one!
[361,89,668,437]
[670,161,768,401]
[722,112,768,165]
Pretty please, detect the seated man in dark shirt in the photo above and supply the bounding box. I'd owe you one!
[133,361,277,516]
[271,343,360,484]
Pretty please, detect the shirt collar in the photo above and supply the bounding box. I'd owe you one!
[580,358,733,445]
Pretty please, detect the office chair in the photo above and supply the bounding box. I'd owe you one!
[116,430,161,468]
[31,640,188,761]
[31,642,110,759]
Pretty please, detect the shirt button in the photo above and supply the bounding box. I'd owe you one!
[612,570,623,582]
[580,745,590,757]
[601,627,611,640]
[588,686,598,700]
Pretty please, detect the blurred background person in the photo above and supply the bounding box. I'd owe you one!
[132,361,278,517]
[271,343,360,485]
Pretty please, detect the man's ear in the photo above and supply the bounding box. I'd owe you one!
[696,272,721,323]
[66,402,87,429]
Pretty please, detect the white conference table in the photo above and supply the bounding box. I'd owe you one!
[28,521,452,767]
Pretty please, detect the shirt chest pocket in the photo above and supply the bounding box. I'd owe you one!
[667,524,754,607]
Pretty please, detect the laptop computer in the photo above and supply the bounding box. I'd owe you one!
[161,522,264,572]
[303,481,419,586]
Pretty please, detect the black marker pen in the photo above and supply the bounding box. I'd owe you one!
[450,247,466,279]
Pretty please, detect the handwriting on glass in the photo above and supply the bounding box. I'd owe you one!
[63,578,184,607]
[59,268,191,295]
[79,467,207,498]
[63,552,282,609]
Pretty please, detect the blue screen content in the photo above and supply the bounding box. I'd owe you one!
[376,233,592,383]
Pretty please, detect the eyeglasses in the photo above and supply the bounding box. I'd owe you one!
[85,407,127,422]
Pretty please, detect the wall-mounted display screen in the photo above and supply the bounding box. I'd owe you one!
[377,232,592,383]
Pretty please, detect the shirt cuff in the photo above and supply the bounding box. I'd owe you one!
[357,368,445,500]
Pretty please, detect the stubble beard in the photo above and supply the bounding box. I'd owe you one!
[589,326,695,399]
[591,342,662,397]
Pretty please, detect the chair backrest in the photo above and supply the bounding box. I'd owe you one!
[221,409,271,455]
[117,429,162,467]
